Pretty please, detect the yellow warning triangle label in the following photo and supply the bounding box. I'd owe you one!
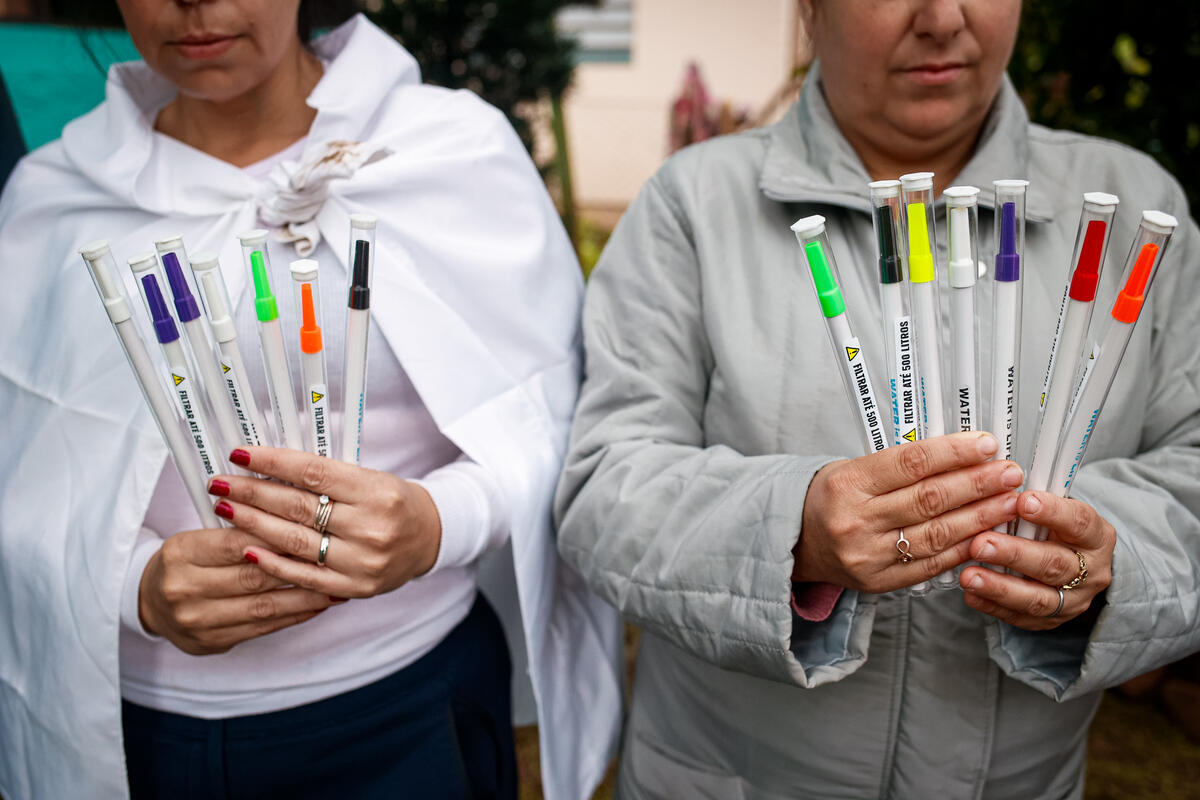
[902,428,917,442]
[172,373,185,386]
[222,363,231,373]
[311,391,324,404]
[845,346,860,361]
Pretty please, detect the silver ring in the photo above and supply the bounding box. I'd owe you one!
[896,529,913,563]
[1047,587,1065,618]
[314,494,334,535]
[318,533,331,566]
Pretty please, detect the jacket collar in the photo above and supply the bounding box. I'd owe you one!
[759,61,1054,222]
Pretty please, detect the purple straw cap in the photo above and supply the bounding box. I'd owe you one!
[142,273,180,343]
[994,202,1020,282]
[162,251,201,322]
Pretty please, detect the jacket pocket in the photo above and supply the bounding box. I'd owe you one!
[624,731,747,800]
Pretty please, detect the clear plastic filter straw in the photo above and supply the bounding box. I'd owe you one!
[80,242,222,528]
[989,181,1028,468]
[239,230,304,451]
[1016,193,1119,540]
[154,236,246,470]
[291,259,331,457]
[944,186,981,434]
[128,252,222,485]
[792,216,890,455]
[988,181,1028,539]
[189,252,267,447]
[870,180,920,446]
[1036,211,1177,541]
[342,214,376,465]
[900,172,947,437]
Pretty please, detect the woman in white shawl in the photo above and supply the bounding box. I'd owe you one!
[0,3,621,798]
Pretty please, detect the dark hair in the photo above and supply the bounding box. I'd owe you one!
[298,0,313,45]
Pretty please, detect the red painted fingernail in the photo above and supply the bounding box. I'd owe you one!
[214,500,234,520]
[244,551,259,564]
[208,479,231,496]
[329,596,348,603]
[230,449,252,467]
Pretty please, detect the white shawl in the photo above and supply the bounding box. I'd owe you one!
[0,15,621,799]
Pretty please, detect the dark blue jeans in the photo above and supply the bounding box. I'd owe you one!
[123,595,517,799]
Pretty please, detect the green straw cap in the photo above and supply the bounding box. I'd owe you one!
[804,240,845,318]
[250,250,278,321]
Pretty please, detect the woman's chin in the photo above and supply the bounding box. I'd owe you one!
[885,98,989,145]
[171,75,263,105]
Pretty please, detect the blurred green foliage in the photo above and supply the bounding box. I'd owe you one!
[1010,3,1200,212]
[368,0,591,159]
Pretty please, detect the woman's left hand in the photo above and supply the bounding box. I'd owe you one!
[958,491,1114,631]
[208,447,442,599]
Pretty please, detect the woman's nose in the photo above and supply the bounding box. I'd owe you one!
[911,0,968,44]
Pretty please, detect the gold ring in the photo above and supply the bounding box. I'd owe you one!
[896,529,913,564]
[314,494,334,535]
[1061,550,1088,590]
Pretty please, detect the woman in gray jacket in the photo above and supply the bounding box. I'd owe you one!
[555,1,1200,797]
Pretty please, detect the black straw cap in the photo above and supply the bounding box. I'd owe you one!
[873,204,903,284]
[349,239,370,309]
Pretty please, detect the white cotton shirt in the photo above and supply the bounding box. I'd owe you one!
[118,136,510,718]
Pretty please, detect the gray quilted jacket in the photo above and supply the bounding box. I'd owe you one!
[554,65,1200,800]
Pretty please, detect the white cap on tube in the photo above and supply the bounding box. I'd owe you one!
[237,229,269,247]
[129,252,158,274]
[790,215,826,238]
[1142,210,1178,234]
[945,185,979,288]
[190,252,236,342]
[899,172,934,191]
[290,258,319,281]
[80,240,132,323]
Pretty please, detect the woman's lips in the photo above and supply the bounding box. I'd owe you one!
[172,35,238,60]
[905,63,967,86]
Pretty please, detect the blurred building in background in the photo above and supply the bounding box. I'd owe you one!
[559,0,805,225]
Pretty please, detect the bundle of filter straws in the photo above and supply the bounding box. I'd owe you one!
[79,216,378,529]
[791,173,1176,582]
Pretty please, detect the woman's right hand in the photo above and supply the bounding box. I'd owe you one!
[794,432,1023,593]
[138,528,342,655]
